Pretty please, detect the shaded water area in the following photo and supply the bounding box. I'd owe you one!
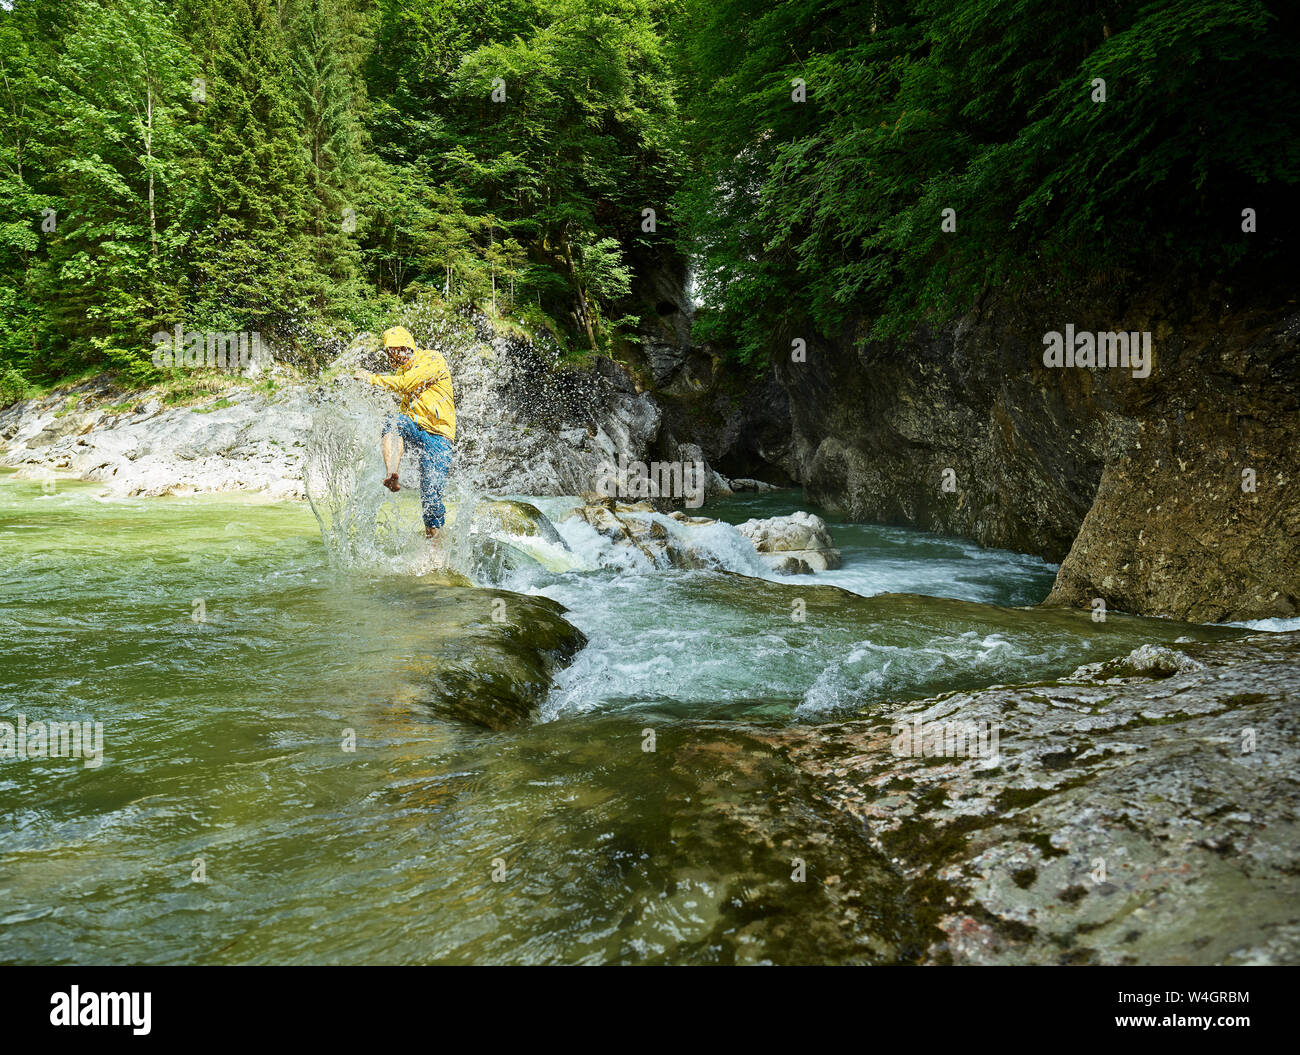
[0,475,1243,963]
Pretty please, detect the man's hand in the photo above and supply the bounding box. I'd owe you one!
[351,369,370,381]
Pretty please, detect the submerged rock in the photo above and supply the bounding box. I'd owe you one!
[760,630,1300,964]
[404,585,587,730]
[467,536,548,581]
[470,498,569,548]
[766,554,815,575]
[421,568,475,588]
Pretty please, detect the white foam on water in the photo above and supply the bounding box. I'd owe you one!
[1229,616,1300,633]
[550,515,656,574]
[667,516,774,577]
[514,503,1079,722]
[536,574,803,721]
[529,502,776,580]
[533,501,1057,604]
[795,632,1021,718]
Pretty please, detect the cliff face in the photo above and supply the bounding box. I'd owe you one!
[1042,310,1300,622]
[643,262,1299,623]
[622,247,799,484]
[775,310,1108,563]
[768,291,1300,622]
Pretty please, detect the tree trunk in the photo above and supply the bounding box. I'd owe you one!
[560,231,598,353]
[146,84,156,256]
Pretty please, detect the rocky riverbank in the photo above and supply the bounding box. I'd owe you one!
[747,629,1300,964]
[619,257,1300,623]
[0,317,745,506]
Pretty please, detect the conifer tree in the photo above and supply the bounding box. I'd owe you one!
[187,0,315,340]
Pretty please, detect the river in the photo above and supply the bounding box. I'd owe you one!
[0,475,1247,963]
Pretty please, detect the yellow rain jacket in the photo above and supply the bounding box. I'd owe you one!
[367,344,456,442]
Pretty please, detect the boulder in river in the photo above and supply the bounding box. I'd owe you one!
[728,477,781,493]
[736,511,843,571]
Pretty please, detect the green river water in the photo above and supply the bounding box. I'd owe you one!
[0,475,1244,963]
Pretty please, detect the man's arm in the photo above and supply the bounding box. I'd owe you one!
[350,365,417,391]
[363,369,405,393]
[366,353,448,397]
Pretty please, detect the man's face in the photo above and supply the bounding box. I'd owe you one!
[386,345,411,368]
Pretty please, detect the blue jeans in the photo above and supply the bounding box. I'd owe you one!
[382,414,453,529]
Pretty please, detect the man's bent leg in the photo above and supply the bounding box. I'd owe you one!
[380,415,410,492]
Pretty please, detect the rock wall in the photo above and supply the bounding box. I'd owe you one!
[765,290,1300,622]
[620,246,799,486]
[1045,312,1300,621]
[444,322,663,497]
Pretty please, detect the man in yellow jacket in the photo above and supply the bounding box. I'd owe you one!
[352,326,456,544]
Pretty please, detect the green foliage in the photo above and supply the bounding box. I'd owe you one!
[0,0,684,386]
[0,368,31,407]
[375,0,683,349]
[1,0,1294,388]
[675,0,1300,358]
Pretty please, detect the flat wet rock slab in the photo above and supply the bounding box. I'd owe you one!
[753,632,1300,964]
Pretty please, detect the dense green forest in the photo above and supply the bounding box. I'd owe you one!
[1,0,1296,397]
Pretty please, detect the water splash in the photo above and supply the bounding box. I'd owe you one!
[301,292,682,581]
[304,379,484,577]
[302,301,579,577]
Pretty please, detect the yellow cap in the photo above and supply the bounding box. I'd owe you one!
[382,325,416,351]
